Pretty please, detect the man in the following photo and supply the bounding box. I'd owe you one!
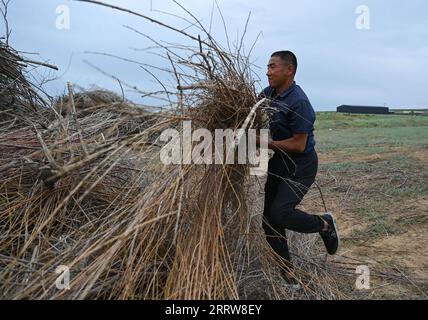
[259,51,339,282]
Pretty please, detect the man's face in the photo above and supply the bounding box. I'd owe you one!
[266,56,294,89]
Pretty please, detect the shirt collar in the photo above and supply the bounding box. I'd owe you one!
[276,81,297,98]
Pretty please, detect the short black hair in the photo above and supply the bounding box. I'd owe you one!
[271,50,298,74]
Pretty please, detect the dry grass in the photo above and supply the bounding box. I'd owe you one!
[0,1,361,300]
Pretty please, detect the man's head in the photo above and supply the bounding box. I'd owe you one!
[266,50,297,90]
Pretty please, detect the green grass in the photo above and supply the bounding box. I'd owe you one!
[319,154,421,172]
[315,112,428,153]
[348,204,402,241]
[314,112,428,299]
[387,183,428,198]
[315,112,428,130]
[319,161,373,172]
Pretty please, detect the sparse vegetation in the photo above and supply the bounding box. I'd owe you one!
[303,112,428,299]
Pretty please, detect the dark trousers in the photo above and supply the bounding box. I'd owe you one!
[262,150,324,264]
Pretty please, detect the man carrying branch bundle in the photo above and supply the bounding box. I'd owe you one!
[258,51,340,284]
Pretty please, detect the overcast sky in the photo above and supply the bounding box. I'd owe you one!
[4,0,428,110]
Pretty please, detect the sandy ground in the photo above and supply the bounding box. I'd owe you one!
[251,146,428,299]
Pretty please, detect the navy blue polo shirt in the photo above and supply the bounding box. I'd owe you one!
[262,82,316,154]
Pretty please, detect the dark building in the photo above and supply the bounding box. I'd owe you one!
[337,105,390,114]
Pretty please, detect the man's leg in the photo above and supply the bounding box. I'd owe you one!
[268,151,324,234]
[262,156,292,262]
[269,178,324,234]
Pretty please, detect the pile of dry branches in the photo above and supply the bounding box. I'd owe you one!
[0,38,58,131]
[0,1,356,300]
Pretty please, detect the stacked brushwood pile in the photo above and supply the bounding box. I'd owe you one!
[0,39,43,110]
[0,2,355,300]
[0,39,58,128]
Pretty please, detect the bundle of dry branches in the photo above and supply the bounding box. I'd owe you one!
[0,40,33,107]
[0,38,58,130]
[0,1,356,300]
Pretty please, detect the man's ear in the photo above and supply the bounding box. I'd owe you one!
[286,64,294,75]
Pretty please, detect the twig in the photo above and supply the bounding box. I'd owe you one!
[233,98,266,147]
[67,82,88,157]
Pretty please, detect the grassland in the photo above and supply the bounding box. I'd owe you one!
[308,112,428,299]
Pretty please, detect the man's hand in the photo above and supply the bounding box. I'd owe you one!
[266,133,308,153]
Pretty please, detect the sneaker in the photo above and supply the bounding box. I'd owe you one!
[319,212,340,255]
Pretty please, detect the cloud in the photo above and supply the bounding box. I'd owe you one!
[5,0,428,110]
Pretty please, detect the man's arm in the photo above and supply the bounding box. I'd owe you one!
[259,132,308,153]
